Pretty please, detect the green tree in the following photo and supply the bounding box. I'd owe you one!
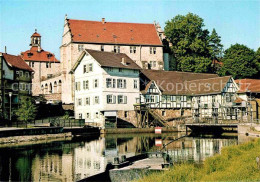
[16,97,37,123]
[218,44,258,79]
[164,13,217,73]
[209,28,223,59]
[255,47,260,76]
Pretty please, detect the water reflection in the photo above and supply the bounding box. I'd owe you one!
[0,133,243,181]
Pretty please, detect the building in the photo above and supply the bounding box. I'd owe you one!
[21,30,61,101]
[70,49,141,127]
[139,70,247,125]
[60,15,166,105]
[0,52,33,120]
[235,79,260,120]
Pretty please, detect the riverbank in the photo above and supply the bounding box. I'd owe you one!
[137,138,260,182]
[0,132,72,145]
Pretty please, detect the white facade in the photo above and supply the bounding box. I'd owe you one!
[73,53,140,127]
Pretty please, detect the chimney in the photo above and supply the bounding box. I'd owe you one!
[102,18,105,24]
[4,46,7,53]
[121,57,126,65]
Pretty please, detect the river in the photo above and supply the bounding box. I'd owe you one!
[0,132,253,181]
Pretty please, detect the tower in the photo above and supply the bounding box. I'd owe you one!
[30,29,41,48]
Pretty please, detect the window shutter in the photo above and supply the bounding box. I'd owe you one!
[117,79,119,88]
[113,95,116,104]
[107,95,109,103]
[118,96,120,104]
[124,80,126,88]
[124,96,127,104]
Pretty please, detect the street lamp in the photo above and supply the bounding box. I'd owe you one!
[9,92,12,120]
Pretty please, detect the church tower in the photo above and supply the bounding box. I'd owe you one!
[30,29,41,48]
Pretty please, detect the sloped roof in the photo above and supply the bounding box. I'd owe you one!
[71,49,141,73]
[140,70,231,95]
[21,46,59,62]
[67,19,162,46]
[235,79,260,93]
[31,32,41,37]
[2,53,34,72]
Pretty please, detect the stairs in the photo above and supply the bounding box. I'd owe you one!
[148,109,169,127]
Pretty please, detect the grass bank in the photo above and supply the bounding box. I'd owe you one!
[137,138,260,181]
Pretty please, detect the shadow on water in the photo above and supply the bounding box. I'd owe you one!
[0,132,242,182]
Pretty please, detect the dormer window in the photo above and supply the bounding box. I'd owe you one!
[47,53,53,59]
[27,52,33,57]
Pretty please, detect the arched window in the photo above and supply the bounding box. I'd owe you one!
[41,85,44,94]
[44,83,48,94]
[58,80,62,93]
[54,81,57,93]
[49,83,52,93]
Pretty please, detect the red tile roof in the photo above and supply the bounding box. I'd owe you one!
[67,19,162,46]
[235,79,260,93]
[21,46,60,63]
[2,53,34,72]
[31,32,41,37]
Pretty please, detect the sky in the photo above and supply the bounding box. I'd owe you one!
[0,0,259,58]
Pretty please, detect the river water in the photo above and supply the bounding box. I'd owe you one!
[0,133,252,182]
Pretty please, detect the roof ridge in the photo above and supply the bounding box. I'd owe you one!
[68,19,154,25]
[186,76,231,82]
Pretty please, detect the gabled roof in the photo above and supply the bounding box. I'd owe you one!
[21,46,59,62]
[2,53,34,72]
[71,49,141,73]
[235,79,260,93]
[67,19,162,46]
[140,70,231,95]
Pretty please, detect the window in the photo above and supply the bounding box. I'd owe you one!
[95,112,99,119]
[94,79,99,88]
[101,45,104,51]
[106,78,115,88]
[162,111,166,116]
[84,64,93,73]
[19,71,23,77]
[124,111,128,118]
[118,95,127,104]
[25,72,29,78]
[86,112,90,119]
[94,96,99,104]
[108,67,113,72]
[46,63,50,68]
[83,65,87,73]
[119,68,123,72]
[149,61,156,68]
[89,63,93,72]
[83,80,89,90]
[130,46,136,54]
[75,82,81,91]
[78,45,84,51]
[117,79,126,89]
[77,98,82,106]
[114,46,120,53]
[150,47,156,54]
[107,95,113,104]
[134,80,138,89]
[85,97,90,105]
